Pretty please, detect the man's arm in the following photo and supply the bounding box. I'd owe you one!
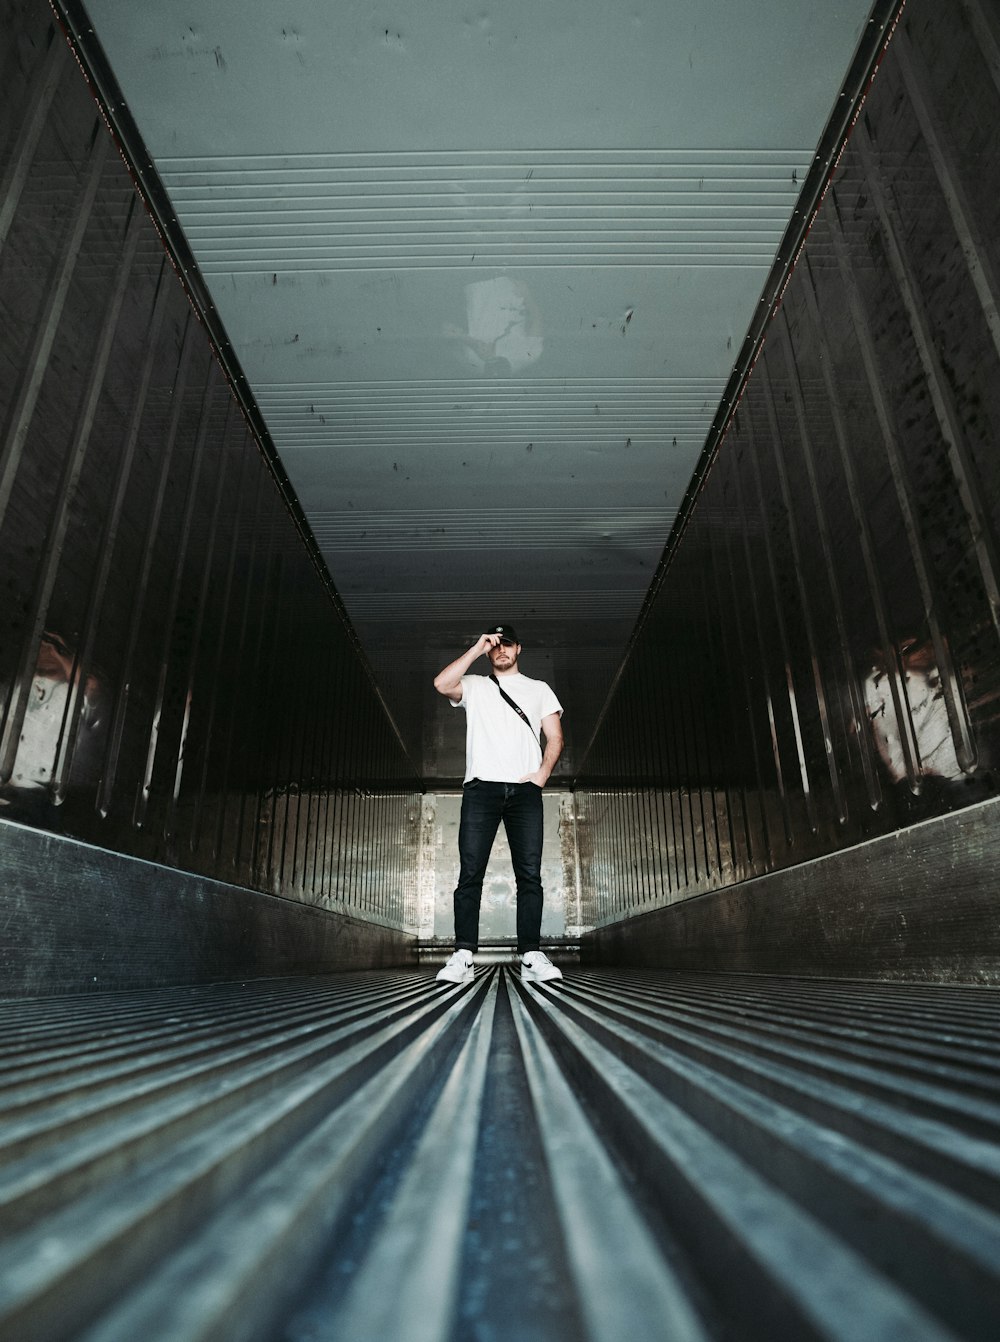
[519,711,563,787]
[433,633,501,702]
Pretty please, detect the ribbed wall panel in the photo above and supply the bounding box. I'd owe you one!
[0,3,419,923]
[1,969,997,1340]
[575,0,1000,927]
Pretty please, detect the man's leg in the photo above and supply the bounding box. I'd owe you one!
[503,782,545,954]
[453,781,503,951]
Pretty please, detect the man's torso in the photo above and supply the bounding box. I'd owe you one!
[454,673,562,783]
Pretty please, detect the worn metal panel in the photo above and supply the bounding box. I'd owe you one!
[0,2,420,926]
[583,796,1000,985]
[0,818,416,996]
[576,0,1000,929]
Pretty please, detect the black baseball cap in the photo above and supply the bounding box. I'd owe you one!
[485,623,520,645]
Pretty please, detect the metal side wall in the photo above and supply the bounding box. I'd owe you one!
[575,0,1000,976]
[0,1,420,981]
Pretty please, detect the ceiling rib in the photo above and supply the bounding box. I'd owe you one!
[161,147,810,273]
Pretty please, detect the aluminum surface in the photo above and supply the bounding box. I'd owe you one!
[576,0,1000,922]
[0,4,419,919]
[1,968,998,1339]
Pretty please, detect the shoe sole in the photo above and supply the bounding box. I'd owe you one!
[520,968,563,983]
[436,971,474,985]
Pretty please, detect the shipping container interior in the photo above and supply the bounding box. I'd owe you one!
[2,0,999,1336]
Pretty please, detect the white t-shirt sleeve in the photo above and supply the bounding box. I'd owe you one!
[539,683,562,719]
[451,675,476,709]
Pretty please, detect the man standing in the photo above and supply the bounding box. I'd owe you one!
[433,624,564,984]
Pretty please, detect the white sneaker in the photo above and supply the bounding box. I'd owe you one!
[519,951,563,983]
[436,949,475,984]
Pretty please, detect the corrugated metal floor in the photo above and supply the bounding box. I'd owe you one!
[1,968,999,1341]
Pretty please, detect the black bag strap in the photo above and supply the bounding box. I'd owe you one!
[489,673,536,735]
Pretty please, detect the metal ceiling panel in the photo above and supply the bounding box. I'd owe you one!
[78,0,877,777]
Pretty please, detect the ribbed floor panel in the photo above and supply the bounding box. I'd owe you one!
[1,969,998,1341]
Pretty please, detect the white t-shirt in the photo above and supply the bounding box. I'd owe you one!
[453,673,563,783]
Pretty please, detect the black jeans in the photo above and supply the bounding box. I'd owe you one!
[454,780,544,954]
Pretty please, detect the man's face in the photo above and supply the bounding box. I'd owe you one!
[488,639,520,671]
